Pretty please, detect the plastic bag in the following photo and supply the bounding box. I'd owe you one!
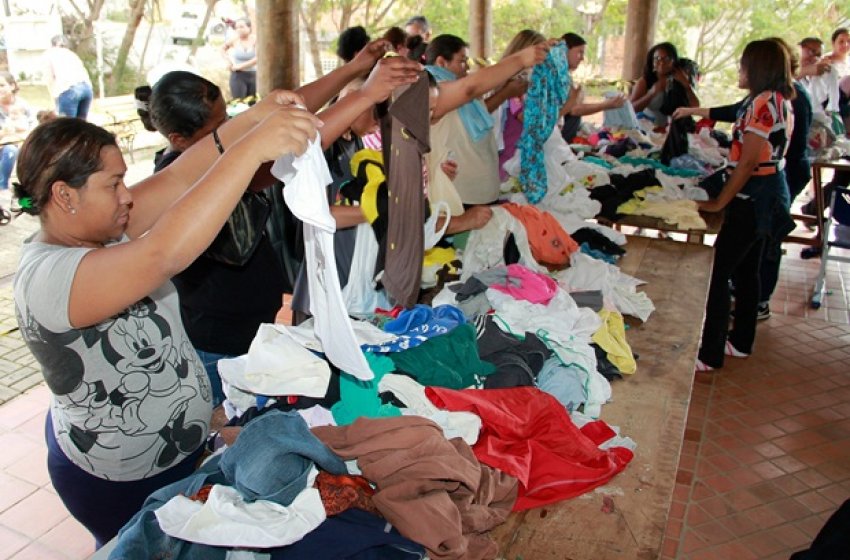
[204,191,271,266]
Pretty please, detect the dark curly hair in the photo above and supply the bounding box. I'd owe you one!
[14,118,117,216]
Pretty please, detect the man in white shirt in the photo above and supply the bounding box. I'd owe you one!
[43,35,93,120]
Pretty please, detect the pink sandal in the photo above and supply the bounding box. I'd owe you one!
[724,340,749,358]
[694,359,715,373]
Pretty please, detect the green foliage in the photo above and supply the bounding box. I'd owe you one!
[426,0,467,40]
[657,0,850,105]
[491,0,582,58]
[106,5,130,23]
[596,0,627,36]
[107,63,143,96]
[66,28,142,97]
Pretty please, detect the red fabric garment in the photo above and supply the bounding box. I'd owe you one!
[425,386,634,511]
[315,471,380,517]
[186,484,214,503]
[501,202,579,268]
[695,118,716,132]
[374,306,404,319]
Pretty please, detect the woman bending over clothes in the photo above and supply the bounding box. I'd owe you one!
[559,32,627,142]
[12,93,320,547]
[494,29,548,180]
[694,39,796,372]
[135,71,286,408]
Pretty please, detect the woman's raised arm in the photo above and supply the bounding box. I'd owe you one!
[433,42,550,121]
[123,91,306,238]
[296,39,390,113]
[69,101,319,328]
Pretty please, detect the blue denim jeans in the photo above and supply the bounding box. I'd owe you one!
[112,411,348,559]
[55,81,93,119]
[0,144,18,189]
[195,349,231,407]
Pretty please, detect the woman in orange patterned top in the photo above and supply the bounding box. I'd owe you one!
[695,39,796,372]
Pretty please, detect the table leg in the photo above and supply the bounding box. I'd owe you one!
[813,165,824,249]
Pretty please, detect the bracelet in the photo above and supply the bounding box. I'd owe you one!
[212,128,225,154]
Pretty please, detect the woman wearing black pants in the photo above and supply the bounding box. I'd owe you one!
[695,39,796,372]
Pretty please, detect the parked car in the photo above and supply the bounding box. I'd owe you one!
[170,12,228,45]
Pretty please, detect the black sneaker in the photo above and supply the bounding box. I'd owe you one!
[756,303,771,321]
[801,246,821,259]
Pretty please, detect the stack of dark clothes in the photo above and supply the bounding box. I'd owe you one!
[589,168,664,221]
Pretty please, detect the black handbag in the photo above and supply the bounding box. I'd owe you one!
[204,190,272,267]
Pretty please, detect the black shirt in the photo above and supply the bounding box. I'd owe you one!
[155,150,286,355]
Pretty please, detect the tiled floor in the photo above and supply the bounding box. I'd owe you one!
[0,242,847,559]
[0,384,94,559]
[661,312,850,560]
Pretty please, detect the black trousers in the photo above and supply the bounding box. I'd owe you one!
[229,70,256,99]
[699,198,764,368]
[759,166,804,304]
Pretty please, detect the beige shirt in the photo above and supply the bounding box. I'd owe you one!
[428,109,501,205]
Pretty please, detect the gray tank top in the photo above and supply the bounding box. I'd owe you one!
[231,42,256,72]
[643,89,667,126]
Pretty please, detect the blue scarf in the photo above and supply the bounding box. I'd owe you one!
[517,42,571,204]
[426,65,494,142]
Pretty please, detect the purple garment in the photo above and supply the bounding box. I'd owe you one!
[498,98,524,181]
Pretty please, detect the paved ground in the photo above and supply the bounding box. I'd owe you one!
[0,145,160,406]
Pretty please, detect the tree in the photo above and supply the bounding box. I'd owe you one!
[300,0,332,79]
[656,0,850,105]
[137,0,161,75]
[491,1,584,59]
[298,0,591,75]
[63,0,106,55]
[189,0,220,58]
[108,0,147,94]
[299,0,407,78]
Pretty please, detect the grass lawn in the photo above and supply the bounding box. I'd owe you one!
[18,84,53,113]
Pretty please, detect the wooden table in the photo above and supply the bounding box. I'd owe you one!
[598,211,724,244]
[93,237,714,560]
[492,235,714,559]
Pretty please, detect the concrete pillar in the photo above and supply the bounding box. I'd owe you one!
[468,0,491,62]
[256,0,300,94]
[622,0,659,82]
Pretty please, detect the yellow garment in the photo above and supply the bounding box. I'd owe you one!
[618,189,706,231]
[349,149,385,224]
[424,246,457,270]
[591,309,636,374]
[422,246,458,287]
